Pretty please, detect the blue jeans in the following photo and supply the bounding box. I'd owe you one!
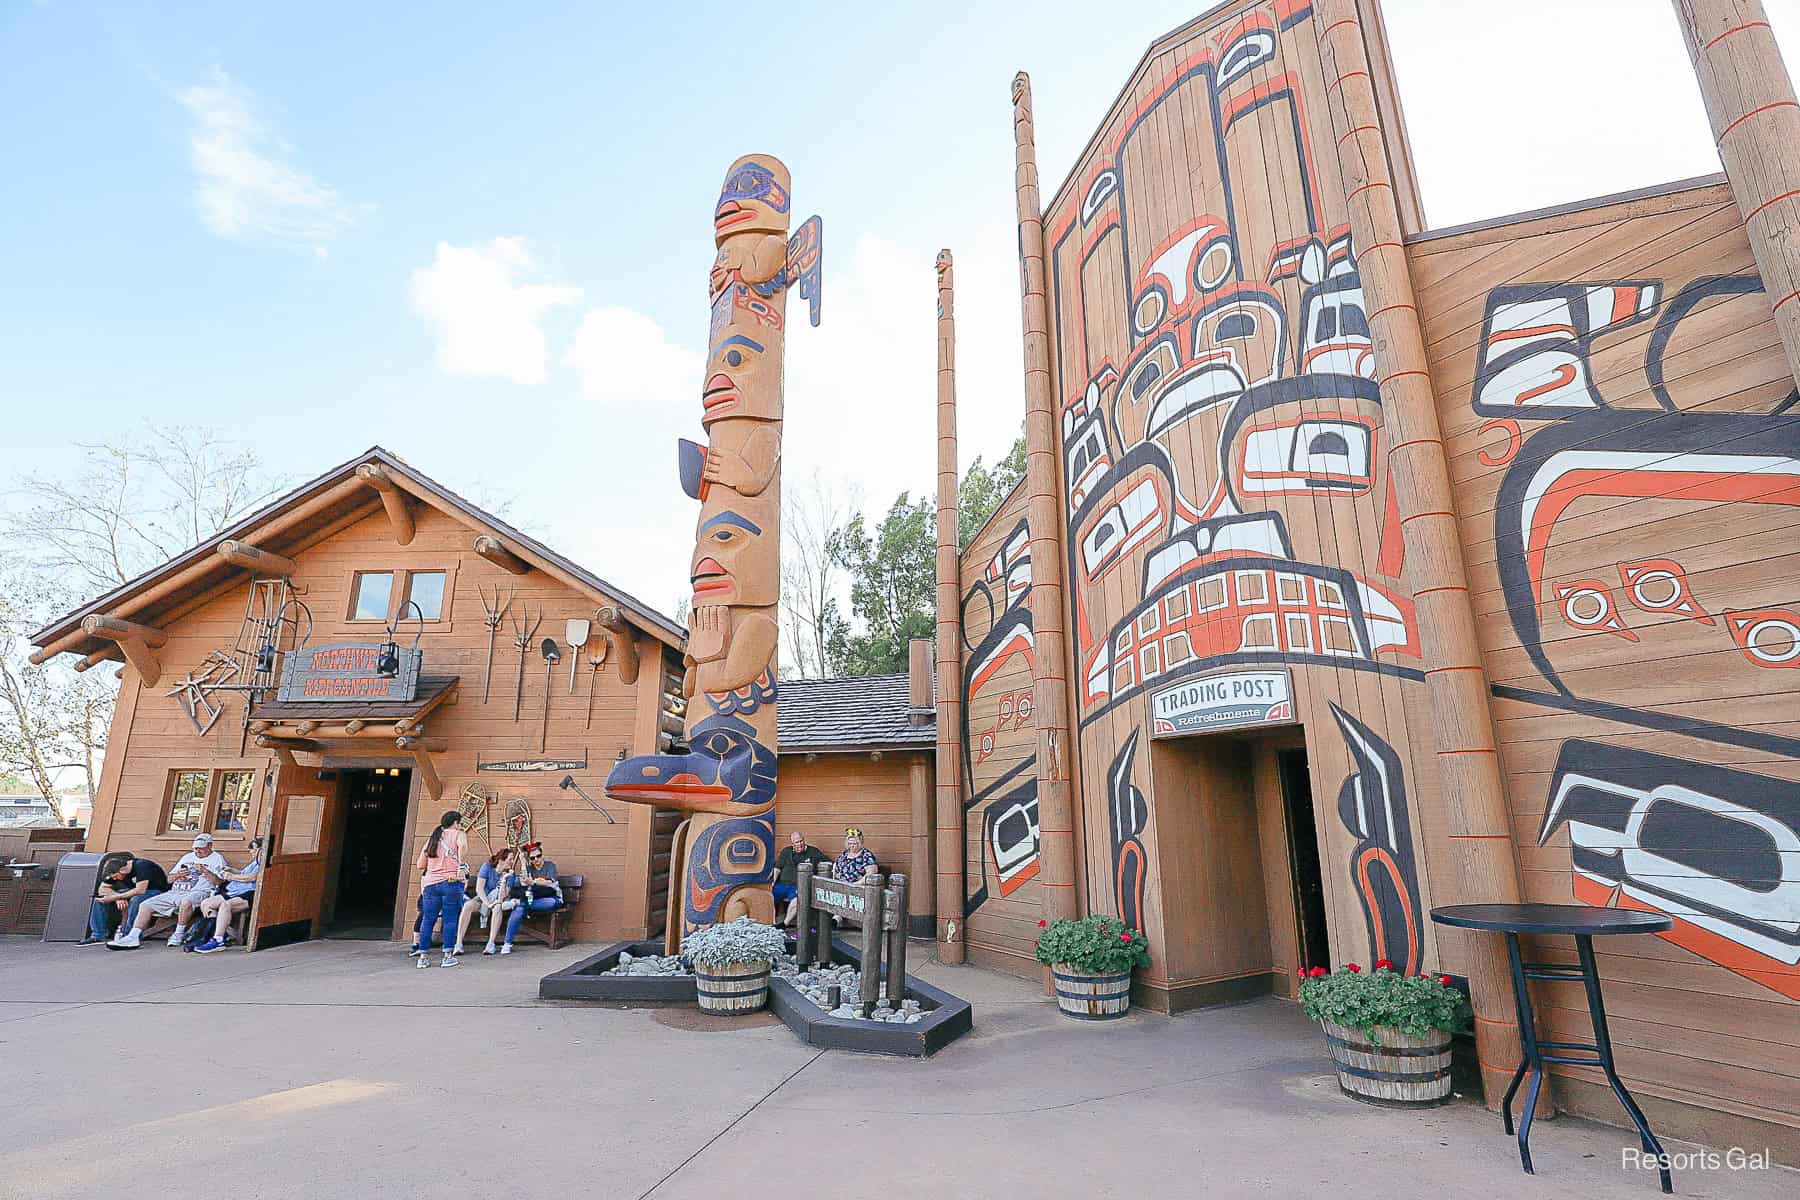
[88,889,161,940]
[503,896,560,944]
[415,881,463,953]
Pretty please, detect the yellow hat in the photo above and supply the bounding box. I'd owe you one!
[844,826,863,839]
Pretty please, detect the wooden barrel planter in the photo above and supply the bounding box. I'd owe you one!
[695,959,771,1014]
[1320,1020,1453,1107]
[1052,965,1132,1020]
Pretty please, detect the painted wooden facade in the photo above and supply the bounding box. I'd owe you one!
[948,0,1800,1156]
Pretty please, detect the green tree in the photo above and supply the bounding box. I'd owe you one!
[826,493,936,676]
[958,431,1026,547]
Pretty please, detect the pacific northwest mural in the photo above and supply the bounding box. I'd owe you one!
[606,154,822,952]
[1037,0,1435,975]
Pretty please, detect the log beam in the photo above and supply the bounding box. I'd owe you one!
[217,539,298,579]
[595,607,641,685]
[472,535,531,576]
[410,747,443,800]
[396,734,450,754]
[355,464,416,546]
[73,647,123,673]
[79,614,166,686]
[254,734,323,753]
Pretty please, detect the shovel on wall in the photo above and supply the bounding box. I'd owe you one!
[565,618,590,692]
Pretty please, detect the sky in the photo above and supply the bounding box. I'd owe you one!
[3,0,1797,619]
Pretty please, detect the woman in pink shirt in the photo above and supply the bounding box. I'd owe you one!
[414,810,467,968]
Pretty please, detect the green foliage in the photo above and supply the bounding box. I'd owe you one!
[680,917,786,968]
[1033,914,1151,974]
[958,432,1026,548]
[826,492,936,676]
[1298,964,1470,1039]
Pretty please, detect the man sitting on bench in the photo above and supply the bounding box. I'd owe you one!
[109,834,227,949]
[498,841,561,954]
[193,838,262,954]
[81,856,169,945]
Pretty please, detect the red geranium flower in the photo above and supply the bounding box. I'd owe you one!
[1037,919,1047,928]
[1373,958,1395,971]
[1295,967,1306,978]
[1438,974,1454,986]
[1345,963,1361,973]
[1308,966,1327,978]
[1121,933,1133,942]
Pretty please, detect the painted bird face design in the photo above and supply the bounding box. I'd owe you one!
[714,155,791,243]
[603,714,777,816]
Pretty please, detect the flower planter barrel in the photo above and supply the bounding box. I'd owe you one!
[695,959,771,1014]
[1052,965,1132,1020]
[1320,1020,1452,1107]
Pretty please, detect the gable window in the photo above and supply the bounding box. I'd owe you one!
[404,570,447,621]
[214,769,257,831]
[163,771,210,834]
[350,571,393,621]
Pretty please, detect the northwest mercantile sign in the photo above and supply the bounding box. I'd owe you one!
[276,643,422,703]
[1150,670,1294,738]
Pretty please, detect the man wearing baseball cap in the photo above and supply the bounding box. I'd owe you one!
[109,833,229,949]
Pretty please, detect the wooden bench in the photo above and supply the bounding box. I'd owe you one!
[136,895,251,948]
[508,874,583,950]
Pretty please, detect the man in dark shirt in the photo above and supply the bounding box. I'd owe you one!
[82,857,169,945]
[773,831,828,926]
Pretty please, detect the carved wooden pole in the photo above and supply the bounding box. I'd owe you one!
[605,155,821,952]
[934,249,969,960]
[1010,74,1078,925]
[1673,0,1800,389]
[1317,2,1531,1112]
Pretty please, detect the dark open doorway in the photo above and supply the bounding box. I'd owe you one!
[1278,748,1331,974]
[327,767,412,939]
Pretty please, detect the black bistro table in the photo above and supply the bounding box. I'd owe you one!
[1432,903,1674,1193]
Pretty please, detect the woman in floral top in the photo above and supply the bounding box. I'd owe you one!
[834,828,878,884]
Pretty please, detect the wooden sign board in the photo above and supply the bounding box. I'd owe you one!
[795,864,911,1018]
[1150,669,1293,737]
[276,644,421,704]
[477,756,587,773]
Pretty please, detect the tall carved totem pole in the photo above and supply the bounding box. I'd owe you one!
[606,155,822,952]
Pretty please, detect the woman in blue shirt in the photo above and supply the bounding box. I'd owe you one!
[193,838,262,953]
[834,828,878,885]
[457,847,520,956]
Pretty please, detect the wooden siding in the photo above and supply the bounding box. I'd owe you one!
[1038,1,1444,999]
[1412,179,1800,1134]
[772,754,921,885]
[87,502,657,944]
[957,484,1042,968]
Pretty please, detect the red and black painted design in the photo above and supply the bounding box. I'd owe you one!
[1330,704,1422,975]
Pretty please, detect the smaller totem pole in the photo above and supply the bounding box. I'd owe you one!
[605,155,821,952]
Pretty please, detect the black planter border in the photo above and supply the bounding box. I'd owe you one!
[538,936,973,1057]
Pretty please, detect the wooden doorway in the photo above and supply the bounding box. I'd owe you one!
[1278,747,1331,977]
[249,760,343,951]
[324,767,413,939]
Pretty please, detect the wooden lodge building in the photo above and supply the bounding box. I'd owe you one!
[29,448,936,950]
[29,0,1800,1162]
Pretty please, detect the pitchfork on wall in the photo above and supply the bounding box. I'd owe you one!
[480,586,513,703]
[508,606,542,722]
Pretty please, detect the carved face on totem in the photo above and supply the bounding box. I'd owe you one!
[690,490,779,609]
[701,329,783,427]
[714,155,791,244]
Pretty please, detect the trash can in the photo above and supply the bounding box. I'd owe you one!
[42,851,122,943]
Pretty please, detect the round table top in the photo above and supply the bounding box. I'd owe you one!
[1430,903,1672,936]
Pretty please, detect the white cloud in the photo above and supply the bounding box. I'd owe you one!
[565,305,701,405]
[176,69,356,250]
[410,237,583,384]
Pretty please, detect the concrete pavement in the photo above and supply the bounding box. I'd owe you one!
[1,936,1789,1199]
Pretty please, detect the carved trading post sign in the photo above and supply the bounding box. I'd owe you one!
[1150,669,1294,738]
[795,862,909,1018]
[276,643,421,703]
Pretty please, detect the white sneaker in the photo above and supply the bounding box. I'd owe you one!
[499,943,512,955]
[483,943,496,955]
[167,928,187,947]
[109,929,142,949]
[414,954,430,969]
[439,954,458,968]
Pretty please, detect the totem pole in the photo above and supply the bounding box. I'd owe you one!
[605,155,822,952]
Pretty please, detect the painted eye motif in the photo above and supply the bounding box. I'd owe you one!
[703,732,735,756]
[713,529,735,543]
[725,349,743,366]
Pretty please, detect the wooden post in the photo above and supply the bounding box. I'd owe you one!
[1317,2,1531,1114]
[217,540,297,578]
[858,871,884,1017]
[79,614,165,687]
[1009,73,1078,925]
[796,860,815,965]
[886,873,909,1007]
[356,463,416,545]
[934,249,968,962]
[905,638,936,939]
[1672,0,1800,390]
